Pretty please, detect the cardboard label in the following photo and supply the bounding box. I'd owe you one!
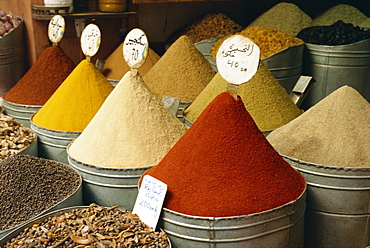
[133,175,167,229]
[48,15,65,44]
[216,35,260,85]
[80,24,101,58]
[123,28,148,69]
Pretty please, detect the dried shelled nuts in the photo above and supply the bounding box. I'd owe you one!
[0,113,36,160]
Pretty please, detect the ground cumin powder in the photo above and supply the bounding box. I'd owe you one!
[143,35,215,102]
[267,86,370,167]
[103,42,160,80]
[248,2,313,36]
[68,71,187,168]
[3,46,74,106]
[313,4,368,27]
[32,59,114,132]
[142,92,305,217]
[184,61,302,131]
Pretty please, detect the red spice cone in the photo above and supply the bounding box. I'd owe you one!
[143,91,305,217]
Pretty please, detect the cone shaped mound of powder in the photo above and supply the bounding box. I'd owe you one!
[248,2,313,36]
[267,86,370,168]
[68,71,187,168]
[3,46,75,106]
[313,4,368,27]
[32,59,114,132]
[143,35,215,102]
[184,61,302,131]
[103,43,161,80]
[142,92,306,217]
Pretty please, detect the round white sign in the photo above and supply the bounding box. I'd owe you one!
[216,35,260,85]
[48,15,65,44]
[123,28,148,69]
[80,24,101,57]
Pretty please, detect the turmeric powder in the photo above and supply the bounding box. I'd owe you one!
[32,59,114,132]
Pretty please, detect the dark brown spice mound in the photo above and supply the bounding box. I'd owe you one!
[0,155,81,231]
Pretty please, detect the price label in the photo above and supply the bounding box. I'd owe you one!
[133,175,167,229]
[123,28,148,69]
[48,15,65,44]
[80,24,101,58]
[216,35,260,85]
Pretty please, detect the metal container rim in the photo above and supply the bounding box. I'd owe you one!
[30,112,83,135]
[281,153,370,172]
[157,184,306,221]
[67,141,155,171]
[2,98,43,109]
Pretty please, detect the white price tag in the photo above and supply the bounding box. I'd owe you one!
[80,24,101,58]
[216,35,260,85]
[133,175,167,229]
[123,28,148,69]
[48,15,65,44]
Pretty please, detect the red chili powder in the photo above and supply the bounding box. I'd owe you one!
[3,45,75,106]
[142,91,305,217]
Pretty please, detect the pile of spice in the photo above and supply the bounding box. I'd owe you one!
[143,35,215,102]
[0,204,170,248]
[68,71,187,168]
[32,59,114,132]
[184,61,302,131]
[313,4,368,27]
[361,18,370,28]
[267,86,370,167]
[2,45,74,106]
[166,13,243,45]
[0,113,36,160]
[0,155,81,232]
[248,2,313,36]
[143,92,306,217]
[103,42,161,81]
[298,20,370,45]
[210,26,304,60]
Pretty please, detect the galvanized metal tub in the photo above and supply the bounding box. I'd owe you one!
[67,146,153,211]
[159,189,306,248]
[30,115,81,164]
[194,38,303,94]
[0,206,172,247]
[2,98,41,128]
[194,37,221,72]
[0,162,82,239]
[262,44,304,94]
[0,18,27,96]
[107,78,119,86]
[299,32,370,109]
[282,154,370,248]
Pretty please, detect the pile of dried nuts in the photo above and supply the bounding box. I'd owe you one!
[0,113,36,160]
[1,204,170,248]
